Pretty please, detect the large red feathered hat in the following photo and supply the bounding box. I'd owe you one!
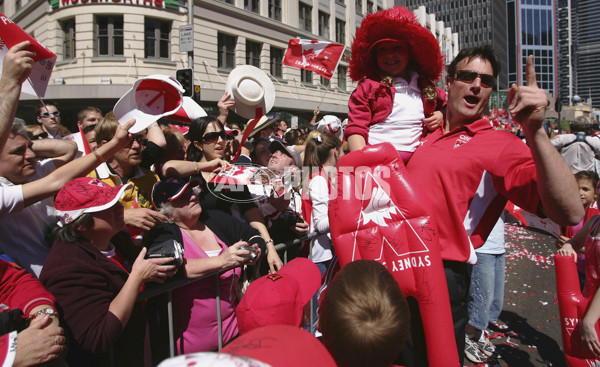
[349,6,443,82]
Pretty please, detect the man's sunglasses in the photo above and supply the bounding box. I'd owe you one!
[454,70,496,88]
[202,131,227,143]
[26,131,48,140]
[40,111,60,118]
[129,134,146,146]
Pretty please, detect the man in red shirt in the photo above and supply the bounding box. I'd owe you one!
[405,45,583,365]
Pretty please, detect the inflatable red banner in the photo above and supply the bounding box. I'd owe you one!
[555,254,600,366]
[329,143,459,366]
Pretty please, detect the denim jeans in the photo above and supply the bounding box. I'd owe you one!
[467,252,506,330]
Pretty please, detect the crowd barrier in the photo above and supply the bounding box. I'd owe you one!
[136,231,321,358]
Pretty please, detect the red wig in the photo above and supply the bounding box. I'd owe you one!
[349,6,443,83]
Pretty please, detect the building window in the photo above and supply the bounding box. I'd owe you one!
[320,76,330,88]
[268,0,282,21]
[15,0,21,10]
[218,33,236,70]
[299,3,312,32]
[61,19,76,60]
[96,16,124,57]
[301,69,313,84]
[144,18,171,59]
[318,11,330,38]
[218,0,234,3]
[246,40,262,67]
[337,65,347,91]
[367,0,374,13]
[335,19,345,44]
[355,0,362,13]
[244,0,259,12]
[270,47,283,78]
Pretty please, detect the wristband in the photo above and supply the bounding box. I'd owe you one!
[265,239,274,245]
[29,308,58,320]
[93,149,105,163]
[195,162,200,175]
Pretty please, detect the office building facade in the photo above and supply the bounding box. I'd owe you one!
[401,0,508,90]
[557,0,600,109]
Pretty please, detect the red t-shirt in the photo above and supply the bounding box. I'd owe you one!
[407,118,540,263]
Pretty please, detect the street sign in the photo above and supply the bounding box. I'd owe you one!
[179,24,193,53]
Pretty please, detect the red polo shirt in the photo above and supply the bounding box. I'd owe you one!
[407,118,541,263]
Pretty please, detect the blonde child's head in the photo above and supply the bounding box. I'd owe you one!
[318,260,410,367]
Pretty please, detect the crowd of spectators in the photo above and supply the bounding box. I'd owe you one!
[0,15,597,366]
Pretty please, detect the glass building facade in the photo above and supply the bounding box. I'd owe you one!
[507,0,555,96]
[401,0,508,90]
[559,0,600,109]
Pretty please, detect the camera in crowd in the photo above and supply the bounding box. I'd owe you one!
[279,210,304,228]
[145,239,185,267]
[240,245,259,261]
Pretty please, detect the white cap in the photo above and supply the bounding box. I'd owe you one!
[317,115,343,141]
[163,96,207,124]
[113,75,185,133]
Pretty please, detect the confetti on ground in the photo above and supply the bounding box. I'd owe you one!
[463,221,566,366]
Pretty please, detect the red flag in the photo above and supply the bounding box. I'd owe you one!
[283,39,345,80]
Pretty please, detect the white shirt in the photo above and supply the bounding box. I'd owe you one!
[307,175,333,263]
[0,159,57,277]
[368,71,425,152]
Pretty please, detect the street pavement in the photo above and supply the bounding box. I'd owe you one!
[464,219,567,367]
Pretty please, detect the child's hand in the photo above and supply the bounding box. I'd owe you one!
[557,243,577,261]
[422,111,443,131]
[555,235,570,249]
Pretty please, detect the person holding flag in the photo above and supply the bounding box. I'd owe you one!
[344,6,446,162]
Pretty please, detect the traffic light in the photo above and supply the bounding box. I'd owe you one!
[193,85,201,105]
[176,68,194,97]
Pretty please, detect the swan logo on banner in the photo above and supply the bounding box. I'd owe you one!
[351,170,431,271]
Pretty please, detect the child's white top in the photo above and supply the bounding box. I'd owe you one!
[368,71,425,152]
[307,174,333,263]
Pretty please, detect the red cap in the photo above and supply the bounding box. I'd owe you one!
[55,177,131,226]
[236,258,321,334]
[220,325,336,367]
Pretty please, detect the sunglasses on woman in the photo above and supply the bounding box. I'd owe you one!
[40,111,60,118]
[202,131,227,143]
[454,70,496,88]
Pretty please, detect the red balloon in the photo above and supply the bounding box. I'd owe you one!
[329,143,459,366]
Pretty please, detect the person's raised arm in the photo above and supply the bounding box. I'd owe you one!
[509,55,584,226]
[21,120,136,208]
[161,158,230,178]
[0,42,34,152]
[145,122,166,149]
[217,91,235,125]
[30,138,77,168]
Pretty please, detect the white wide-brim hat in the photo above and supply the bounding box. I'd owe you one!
[225,65,275,119]
[114,75,185,133]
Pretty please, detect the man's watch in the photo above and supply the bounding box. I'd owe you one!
[29,308,58,320]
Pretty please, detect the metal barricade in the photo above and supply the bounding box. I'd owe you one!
[137,231,321,358]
